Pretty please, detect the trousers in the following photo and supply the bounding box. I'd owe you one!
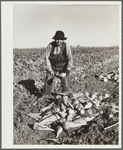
[43,69,69,95]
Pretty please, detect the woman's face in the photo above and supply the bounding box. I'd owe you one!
[55,39,64,46]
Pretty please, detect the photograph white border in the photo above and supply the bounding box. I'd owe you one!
[2,1,122,149]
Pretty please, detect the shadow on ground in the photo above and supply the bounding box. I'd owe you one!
[18,79,43,98]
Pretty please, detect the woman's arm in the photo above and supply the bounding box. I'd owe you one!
[66,44,73,71]
[45,44,54,76]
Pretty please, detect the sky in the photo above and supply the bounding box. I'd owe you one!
[13,2,121,48]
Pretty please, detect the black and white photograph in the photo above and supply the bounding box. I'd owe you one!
[2,1,121,148]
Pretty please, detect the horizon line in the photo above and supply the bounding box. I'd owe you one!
[13,45,119,49]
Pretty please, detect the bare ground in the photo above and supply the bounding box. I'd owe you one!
[13,46,119,145]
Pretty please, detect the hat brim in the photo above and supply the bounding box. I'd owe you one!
[52,36,67,40]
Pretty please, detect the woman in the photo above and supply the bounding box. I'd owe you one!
[41,30,73,100]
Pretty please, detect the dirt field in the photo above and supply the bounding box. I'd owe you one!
[13,46,119,145]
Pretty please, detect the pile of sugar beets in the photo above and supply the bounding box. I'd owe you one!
[25,70,119,145]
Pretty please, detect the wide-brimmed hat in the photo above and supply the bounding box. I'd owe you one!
[52,30,67,40]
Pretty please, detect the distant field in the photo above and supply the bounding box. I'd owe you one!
[13,47,46,55]
[14,46,119,74]
[13,46,119,54]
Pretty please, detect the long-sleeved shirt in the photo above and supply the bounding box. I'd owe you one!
[45,42,73,72]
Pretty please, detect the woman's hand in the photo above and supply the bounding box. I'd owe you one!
[47,68,54,76]
[60,73,66,77]
[50,70,54,76]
